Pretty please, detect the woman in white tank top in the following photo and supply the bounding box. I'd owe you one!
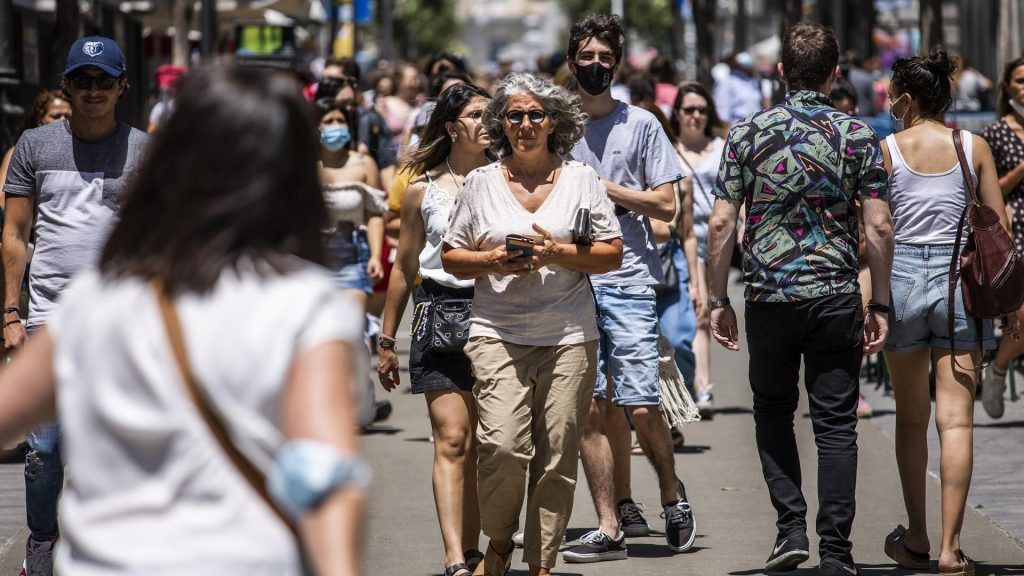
[880,48,1013,576]
[375,84,492,576]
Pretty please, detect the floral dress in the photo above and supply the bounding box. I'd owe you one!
[982,118,1024,253]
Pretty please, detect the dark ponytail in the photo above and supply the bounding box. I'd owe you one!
[890,46,958,118]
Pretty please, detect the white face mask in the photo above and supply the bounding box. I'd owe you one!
[889,94,909,132]
[1010,98,1024,119]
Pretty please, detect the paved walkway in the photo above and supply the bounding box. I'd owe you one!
[0,280,1022,575]
[363,280,1024,575]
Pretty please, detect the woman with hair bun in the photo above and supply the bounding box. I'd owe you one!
[880,47,1013,576]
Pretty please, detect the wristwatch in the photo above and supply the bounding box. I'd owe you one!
[707,297,731,311]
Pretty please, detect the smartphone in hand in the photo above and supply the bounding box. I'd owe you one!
[506,234,537,258]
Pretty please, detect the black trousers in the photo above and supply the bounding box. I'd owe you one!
[745,293,863,563]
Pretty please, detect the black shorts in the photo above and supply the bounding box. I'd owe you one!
[409,280,475,394]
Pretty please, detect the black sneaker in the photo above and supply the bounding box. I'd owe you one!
[373,400,392,422]
[617,498,650,537]
[561,530,627,563]
[765,532,809,571]
[819,556,859,576]
[661,499,696,552]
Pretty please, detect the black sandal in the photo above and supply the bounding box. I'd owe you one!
[464,549,484,573]
[444,563,472,576]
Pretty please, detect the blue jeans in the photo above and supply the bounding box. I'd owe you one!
[593,285,661,406]
[25,422,62,541]
[24,326,62,542]
[656,238,697,391]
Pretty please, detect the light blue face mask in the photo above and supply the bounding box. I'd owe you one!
[889,94,908,132]
[320,125,351,151]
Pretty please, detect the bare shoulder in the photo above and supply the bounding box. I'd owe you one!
[971,132,993,154]
[403,177,429,207]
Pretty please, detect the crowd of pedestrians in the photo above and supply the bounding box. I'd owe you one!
[0,10,1022,576]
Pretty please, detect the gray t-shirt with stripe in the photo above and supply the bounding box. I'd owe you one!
[3,120,149,327]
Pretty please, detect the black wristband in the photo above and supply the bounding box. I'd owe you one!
[3,306,20,315]
[3,318,22,328]
[866,301,890,314]
[708,297,731,311]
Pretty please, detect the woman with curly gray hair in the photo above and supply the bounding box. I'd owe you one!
[441,72,623,576]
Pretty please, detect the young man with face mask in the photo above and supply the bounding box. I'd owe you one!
[560,13,697,564]
[2,36,149,576]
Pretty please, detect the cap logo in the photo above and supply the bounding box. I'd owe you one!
[83,41,105,57]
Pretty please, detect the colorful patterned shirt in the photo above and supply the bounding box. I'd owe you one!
[715,90,888,302]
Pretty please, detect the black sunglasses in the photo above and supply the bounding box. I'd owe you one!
[504,109,549,126]
[681,106,709,116]
[68,73,118,91]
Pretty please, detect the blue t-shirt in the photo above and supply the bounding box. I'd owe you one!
[570,102,683,286]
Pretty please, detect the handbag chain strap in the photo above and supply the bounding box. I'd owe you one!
[152,280,307,543]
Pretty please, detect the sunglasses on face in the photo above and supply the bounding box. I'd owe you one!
[681,106,709,116]
[504,109,549,126]
[68,73,118,91]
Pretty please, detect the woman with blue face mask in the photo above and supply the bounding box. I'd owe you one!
[316,99,387,305]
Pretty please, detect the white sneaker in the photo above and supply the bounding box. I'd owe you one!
[696,384,715,419]
[20,535,56,576]
[982,366,1007,419]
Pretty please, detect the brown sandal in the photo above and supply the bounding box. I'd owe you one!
[883,525,930,570]
[471,540,515,576]
[939,550,975,576]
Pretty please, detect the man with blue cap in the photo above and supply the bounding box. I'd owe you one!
[1,36,149,576]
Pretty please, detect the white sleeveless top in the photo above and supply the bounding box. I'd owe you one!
[323,182,387,227]
[419,173,474,288]
[679,137,725,227]
[886,130,977,245]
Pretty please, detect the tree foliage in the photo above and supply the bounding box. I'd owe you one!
[391,0,459,61]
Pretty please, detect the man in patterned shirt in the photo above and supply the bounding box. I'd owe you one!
[706,22,893,576]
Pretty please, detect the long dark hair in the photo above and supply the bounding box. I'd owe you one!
[998,57,1024,117]
[100,66,328,294]
[400,83,490,177]
[314,98,360,151]
[670,82,721,139]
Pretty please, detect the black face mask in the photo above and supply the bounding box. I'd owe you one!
[573,61,613,96]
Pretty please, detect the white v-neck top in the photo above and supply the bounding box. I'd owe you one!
[443,160,621,346]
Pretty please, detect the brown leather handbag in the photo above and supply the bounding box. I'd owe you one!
[948,130,1024,369]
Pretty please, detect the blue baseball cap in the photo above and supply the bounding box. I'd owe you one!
[64,36,126,77]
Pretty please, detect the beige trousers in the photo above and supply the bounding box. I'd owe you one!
[465,336,598,569]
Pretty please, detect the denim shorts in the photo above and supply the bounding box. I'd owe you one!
[329,228,372,294]
[593,284,661,406]
[885,243,995,353]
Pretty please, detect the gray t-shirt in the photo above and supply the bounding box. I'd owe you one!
[3,120,149,327]
[442,161,621,346]
[570,102,683,286]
